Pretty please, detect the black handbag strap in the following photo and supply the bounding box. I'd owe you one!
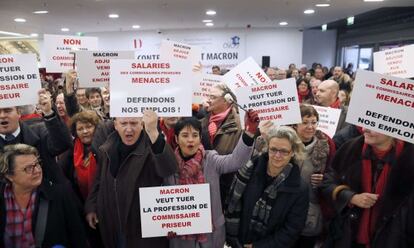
[35,197,49,248]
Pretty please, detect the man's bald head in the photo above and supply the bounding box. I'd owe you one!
[316,80,339,107]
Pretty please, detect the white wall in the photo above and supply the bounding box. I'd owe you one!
[302,29,337,68]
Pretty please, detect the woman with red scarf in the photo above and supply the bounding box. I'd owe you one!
[296,78,313,103]
[321,129,414,248]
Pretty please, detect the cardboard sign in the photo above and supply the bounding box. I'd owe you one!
[76,51,135,87]
[346,70,414,143]
[160,40,201,66]
[139,184,212,238]
[109,60,192,117]
[312,105,341,138]
[193,74,222,104]
[0,54,41,107]
[223,57,271,91]
[43,34,98,72]
[373,44,414,78]
[235,78,301,125]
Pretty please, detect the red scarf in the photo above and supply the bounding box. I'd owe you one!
[208,107,232,144]
[73,138,97,200]
[20,113,42,121]
[356,140,404,246]
[298,89,310,103]
[329,98,341,109]
[160,119,178,150]
[174,146,207,242]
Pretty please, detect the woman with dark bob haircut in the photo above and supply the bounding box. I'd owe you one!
[165,110,260,248]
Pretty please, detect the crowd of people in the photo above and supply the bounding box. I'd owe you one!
[0,61,413,248]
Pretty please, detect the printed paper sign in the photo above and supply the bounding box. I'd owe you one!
[346,70,414,144]
[373,44,414,78]
[43,34,98,72]
[312,105,341,138]
[223,57,271,91]
[235,78,301,125]
[193,74,222,104]
[110,60,192,117]
[76,51,135,87]
[160,40,201,66]
[139,184,212,238]
[0,54,41,107]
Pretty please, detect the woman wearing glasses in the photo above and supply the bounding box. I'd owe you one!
[226,126,309,248]
[292,104,336,248]
[0,144,87,248]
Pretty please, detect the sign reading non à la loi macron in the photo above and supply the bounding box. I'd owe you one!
[139,184,212,238]
[312,105,341,138]
[43,34,98,73]
[75,51,135,88]
[109,59,192,117]
[346,70,414,144]
[373,44,414,78]
[0,54,41,108]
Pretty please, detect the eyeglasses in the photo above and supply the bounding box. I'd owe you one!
[18,159,42,175]
[268,148,291,157]
[300,121,319,127]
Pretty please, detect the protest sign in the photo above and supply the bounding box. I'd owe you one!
[0,54,41,107]
[234,78,301,125]
[76,51,135,87]
[139,184,212,238]
[312,105,341,138]
[110,60,192,117]
[160,40,201,66]
[223,57,271,91]
[43,34,98,72]
[193,74,222,104]
[373,44,414,78]
[346,70,414,143]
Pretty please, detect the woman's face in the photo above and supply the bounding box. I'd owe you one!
[267,137,294,170]
[6,154,42,191]
[76,121,96,145]
[176,125,201,157]
[298,81,308,93]
[296,115,318,142]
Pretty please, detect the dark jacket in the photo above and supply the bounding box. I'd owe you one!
[238,154,309,248]
[0,181,87,248]
[85,131,177,248]
[0,114,72,184]
[321,136,414,248]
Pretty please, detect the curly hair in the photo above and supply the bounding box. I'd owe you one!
[0,144,39,182]
[70,110,100,137]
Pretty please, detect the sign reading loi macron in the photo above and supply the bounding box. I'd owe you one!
[139,184,212,238]
[346,70,414,144]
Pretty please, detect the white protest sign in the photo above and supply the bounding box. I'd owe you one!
[235,78,301,124]
[223,57,271,91]
[193,74,222,104]
[0,54,41,107]
[312,105,341,138]
[373,44,414,78]
[43,34,98,72]
[76,51,135,88]
[160,40,202,66]
[110,60,192,117]
[139,184,212,238]
[346,70,414,143]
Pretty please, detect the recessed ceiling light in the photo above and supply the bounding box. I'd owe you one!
[279,21,288,26]
[61,28,70,32]
[132,25,141,29]
[364,0,384,2]
[206,10,216,16]
[206,22,214,27]
[315,3,330,7]
[30,33,39,37]
[14,18,26,23]
[322,24,327,31]
[202,19,213,23]
[33,10,48,14]
[304,9,315,14]
[108,14,119,18]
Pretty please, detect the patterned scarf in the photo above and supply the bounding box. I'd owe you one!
[208,107,232,144]
[174,145,207,242]
[73,138,97,200]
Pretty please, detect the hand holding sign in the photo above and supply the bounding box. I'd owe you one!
[244,110,260,137]
[143,110,159,144]
[38,89,53,116]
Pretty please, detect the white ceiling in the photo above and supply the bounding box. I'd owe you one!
[0,0,413,38]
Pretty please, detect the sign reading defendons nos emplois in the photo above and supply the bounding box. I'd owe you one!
[346,70,414,143]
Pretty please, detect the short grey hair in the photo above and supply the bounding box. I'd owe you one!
[0,144,39,182]
[265,126,306,163]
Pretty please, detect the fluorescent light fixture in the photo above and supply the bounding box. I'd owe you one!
[347,16,355,25]
[61,28,70,32]
[14,18,26,23]
[364,0,384,2]
[33,10,48,14]
[30,33,39,37]
[0,30,26,36]
[322,24,327,31]
[202,19,212,23]
[76,32,84,36]
[108,14,119,18]
[206,10,216,16]
[132,25,141,29]
[304,9,315,14]
[279,21,288,26]
[205,22,214,27]
[316,3,330,7]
